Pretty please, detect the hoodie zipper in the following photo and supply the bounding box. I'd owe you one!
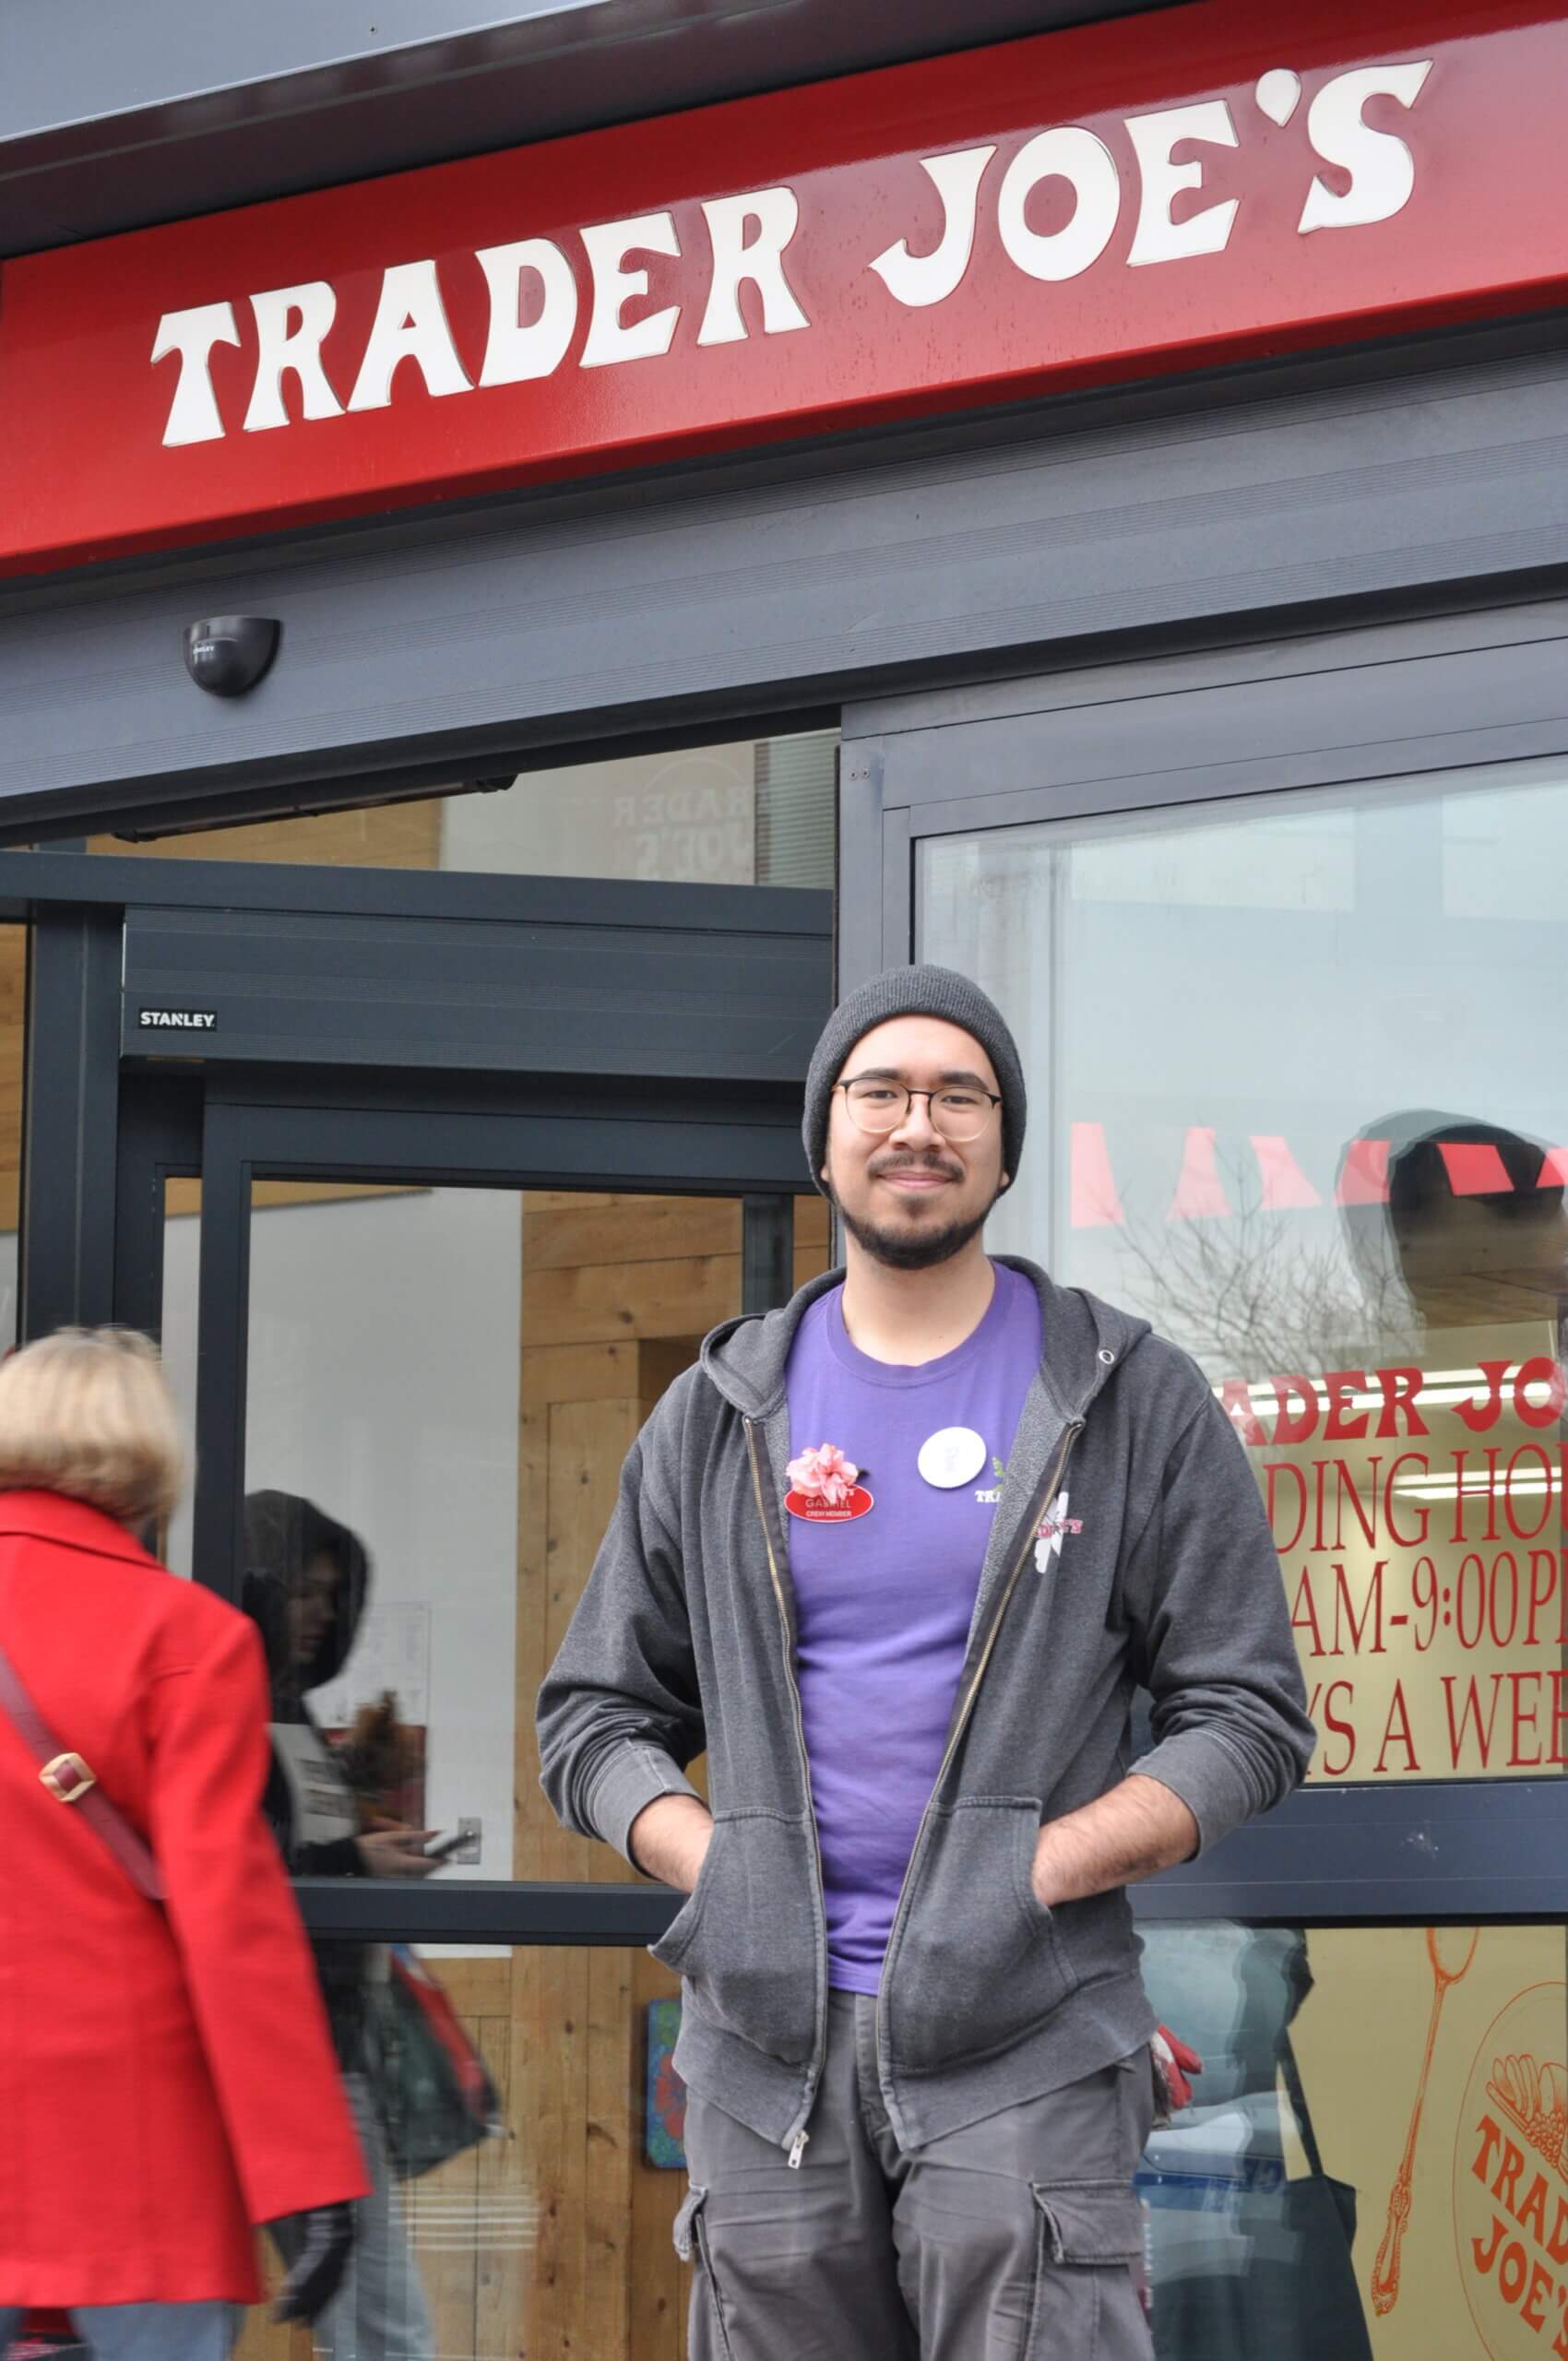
[744,1416,827,2168]
[873,1415,1085,2107]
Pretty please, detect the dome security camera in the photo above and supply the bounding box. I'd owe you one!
[183,616,281,697]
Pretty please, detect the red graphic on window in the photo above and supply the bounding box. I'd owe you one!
[1440,1142,1515,1197]
[1166,1126,1232,1223]
[1454,1978,1568,2361]
[1070,1121,1126,1229]
[1372,1925,1479,2314]
[1063,1128,1568,1228]
[1250,1134,1323,1211]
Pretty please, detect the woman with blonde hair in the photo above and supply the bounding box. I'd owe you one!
[0,1328,368,2361]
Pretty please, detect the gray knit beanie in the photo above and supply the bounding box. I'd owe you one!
[802,964,1027,1193]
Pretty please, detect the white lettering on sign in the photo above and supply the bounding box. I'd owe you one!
[697,187,810,347]
[1298,60,1433,233]
[997,127,1121,282]
[139,1009,217,1030]
[868,146,996,309]
[244,281,343,432]
[348,257,471,410]
[150,302,241,445]
[580,211,683,368]
[151,62,1436,448]
[475,237,579,386]
[1125,101,1240,267]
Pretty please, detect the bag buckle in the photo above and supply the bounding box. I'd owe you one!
[40,1751,96,1804]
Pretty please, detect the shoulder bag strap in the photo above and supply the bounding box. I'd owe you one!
[0,1635,164,1901]
[1278,2028,1327,2179]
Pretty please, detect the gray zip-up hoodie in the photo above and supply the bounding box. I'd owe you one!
[538,1260,1313,2155]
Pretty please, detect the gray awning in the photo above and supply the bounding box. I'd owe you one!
[0,0,1177,256]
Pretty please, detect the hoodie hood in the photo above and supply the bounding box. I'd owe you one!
[699,1256,1151,1423]
[242,1489,371,1694]
[1337,1108,1561,1335]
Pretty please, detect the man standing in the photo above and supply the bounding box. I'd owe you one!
[538,965,1313,2359]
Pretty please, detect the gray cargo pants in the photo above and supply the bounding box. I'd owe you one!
[678,1992,1155,2360]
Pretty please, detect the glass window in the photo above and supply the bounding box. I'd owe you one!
[276,1923,1567,2361]
[161,1175,200,1577]
[1139,1919,1565,2361]
[88,728,837,888]
[921,761,1568,1784]
[241,1184,831,1880]
[266,1940,690,2361]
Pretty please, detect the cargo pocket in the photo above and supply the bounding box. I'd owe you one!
[672,2184,735,2360]
[1026,2181,1147,2360]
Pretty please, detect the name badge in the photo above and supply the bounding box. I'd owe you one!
[786,1484,875,1524]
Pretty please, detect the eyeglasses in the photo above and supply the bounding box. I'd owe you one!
[837,1077,1003,1143]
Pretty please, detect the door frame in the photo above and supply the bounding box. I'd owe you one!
[4,846,832,1949]
[838,597,1568,1929]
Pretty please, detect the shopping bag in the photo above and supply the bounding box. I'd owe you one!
[369,1945,505,2181]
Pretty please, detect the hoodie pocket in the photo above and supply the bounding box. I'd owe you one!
[649,1809,819,2068]
[885,1798,1078,2075]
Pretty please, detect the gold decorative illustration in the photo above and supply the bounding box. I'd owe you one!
[1372,1925,1480,2315]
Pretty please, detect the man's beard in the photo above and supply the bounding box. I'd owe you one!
[837,1199,991,1270]
[826,1158,1000,1271]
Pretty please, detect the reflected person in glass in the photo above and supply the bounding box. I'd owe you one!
[1340,1111,1568,1341]
[243,1491,437,2361]
[1135,1827,1372,2357]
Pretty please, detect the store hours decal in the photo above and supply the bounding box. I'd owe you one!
[1226,1345,1568,1778]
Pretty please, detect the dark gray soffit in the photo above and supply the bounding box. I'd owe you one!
[122,896,830,1081]
[0,0,1176,257]
[6,336,1568,835]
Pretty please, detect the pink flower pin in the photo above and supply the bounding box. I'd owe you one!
[786,1442,860,1507]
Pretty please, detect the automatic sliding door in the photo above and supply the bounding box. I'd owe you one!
[225,1169,827,2360]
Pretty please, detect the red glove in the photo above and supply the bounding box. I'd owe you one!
[1152,2025,1204,2114]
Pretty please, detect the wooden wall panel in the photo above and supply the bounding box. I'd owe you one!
[524,1242,827,1347]
[88,799,445,871]
[497,1192,829,2359]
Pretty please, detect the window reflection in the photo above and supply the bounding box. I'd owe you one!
[920,767,1568,1782]
[328,1924,1560,2361]
[1137,1920,1563,2361]
[86,728,837,887]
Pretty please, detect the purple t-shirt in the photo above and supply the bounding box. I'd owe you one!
[783,1261,1042,1993]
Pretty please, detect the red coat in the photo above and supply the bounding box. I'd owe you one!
[0,1489,368,2306]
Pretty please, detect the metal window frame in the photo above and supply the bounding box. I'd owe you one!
[839,594,1568,1927]
[196,1094,812,1944]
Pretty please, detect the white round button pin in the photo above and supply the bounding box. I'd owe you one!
[918,1426,989,1489]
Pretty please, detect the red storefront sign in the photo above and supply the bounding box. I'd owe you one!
[0,0,1562,576]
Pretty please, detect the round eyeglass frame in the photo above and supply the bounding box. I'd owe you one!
[836,1078,1004,1143]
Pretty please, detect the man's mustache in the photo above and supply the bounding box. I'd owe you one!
[869,1152,963,1181]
